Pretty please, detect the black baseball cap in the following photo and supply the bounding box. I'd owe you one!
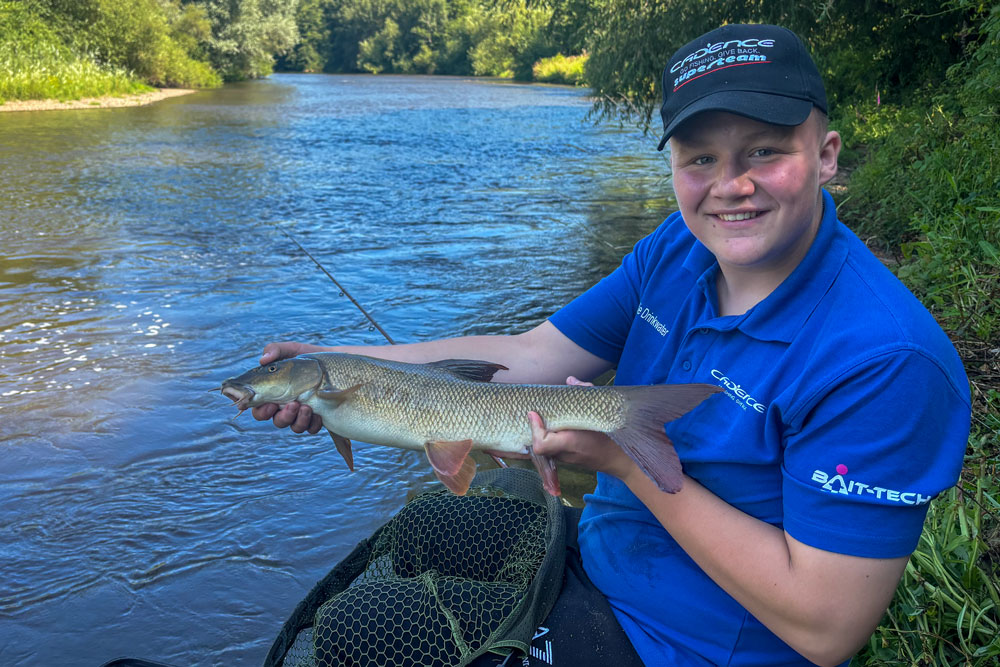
[657,24,827,150]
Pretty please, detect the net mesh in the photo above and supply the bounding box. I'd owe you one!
[275,474,550,667]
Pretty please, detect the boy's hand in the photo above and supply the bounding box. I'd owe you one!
[526,376,639,482]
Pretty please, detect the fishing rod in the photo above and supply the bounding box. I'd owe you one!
[277,225,396,345]
[276,225,511,469]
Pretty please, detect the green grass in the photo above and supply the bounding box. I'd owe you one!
[0,43,151,102]
[865,477,1000,665]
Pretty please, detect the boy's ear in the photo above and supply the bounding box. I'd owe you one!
[818,130,842,186]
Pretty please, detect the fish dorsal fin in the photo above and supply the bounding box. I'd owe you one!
[315,382,364,405]
[426,359,508,382]
[327,430,355,471]
[424,440,476,495]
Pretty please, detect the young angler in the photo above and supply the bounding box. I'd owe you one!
[257,25,970,667]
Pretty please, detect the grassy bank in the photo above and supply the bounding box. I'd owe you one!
[836,6,1000,664]
[0,2,150,103]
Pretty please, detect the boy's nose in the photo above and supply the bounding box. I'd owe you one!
[712,164,755,199]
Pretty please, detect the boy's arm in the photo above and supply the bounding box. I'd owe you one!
[627,470,906,667]
[528,420,906,667]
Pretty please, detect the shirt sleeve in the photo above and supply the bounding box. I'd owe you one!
[780,348,971,558]
[548,213,686,363]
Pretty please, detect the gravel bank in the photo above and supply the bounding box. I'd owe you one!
[0,88,196,112]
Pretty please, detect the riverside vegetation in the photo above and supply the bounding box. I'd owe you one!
[2,1,997,664]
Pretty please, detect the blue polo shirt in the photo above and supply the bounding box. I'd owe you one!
[548,190,970,666]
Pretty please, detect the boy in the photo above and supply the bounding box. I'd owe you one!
[256,24,970,666]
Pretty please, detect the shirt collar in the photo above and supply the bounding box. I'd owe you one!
[680,189,848,342]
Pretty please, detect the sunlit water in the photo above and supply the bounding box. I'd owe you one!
[0,74,675,666]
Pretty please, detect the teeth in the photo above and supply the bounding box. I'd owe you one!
[718,211,759,221]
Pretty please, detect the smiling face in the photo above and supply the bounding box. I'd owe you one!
[668,110,840,296]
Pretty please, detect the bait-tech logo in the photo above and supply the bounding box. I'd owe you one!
[812,464,933,506]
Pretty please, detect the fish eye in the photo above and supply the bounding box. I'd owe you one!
[267,365,277,372]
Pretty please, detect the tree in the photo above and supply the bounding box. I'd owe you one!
[195,0,300,80]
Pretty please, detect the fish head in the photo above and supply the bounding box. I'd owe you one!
[220,357,324,413]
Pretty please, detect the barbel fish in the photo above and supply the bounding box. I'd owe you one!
[220,352,721,496]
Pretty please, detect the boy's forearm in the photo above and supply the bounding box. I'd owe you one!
[321,322,611,385]
[623,469,904,667]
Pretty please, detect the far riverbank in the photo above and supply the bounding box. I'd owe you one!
[0,88,196,113]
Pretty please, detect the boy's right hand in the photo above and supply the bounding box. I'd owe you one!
[251,341,325,434]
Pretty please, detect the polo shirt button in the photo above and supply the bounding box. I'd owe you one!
[682,360,692,371]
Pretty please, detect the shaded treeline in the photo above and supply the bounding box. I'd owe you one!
[279,0,590,79]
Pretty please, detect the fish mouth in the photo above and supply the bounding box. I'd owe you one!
[221,382,254,413]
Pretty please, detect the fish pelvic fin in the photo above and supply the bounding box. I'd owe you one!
[426,359,508,382]
[611,383,722,493]
[527,445,561,497]
[315,382,364,405]
[424,439,476,495]
[327,430,355,471]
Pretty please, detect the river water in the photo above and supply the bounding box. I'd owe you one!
[0,74,675,666]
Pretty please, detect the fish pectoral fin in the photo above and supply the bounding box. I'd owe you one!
[315,382,364,405]
[327,430,355,471]
[424,440,476,496]
[426,359,509,382]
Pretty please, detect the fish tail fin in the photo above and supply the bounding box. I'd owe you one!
[610,383,721,493]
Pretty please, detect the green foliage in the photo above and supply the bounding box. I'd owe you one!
[469,1,554,78]
[865,478,1000,666]
[0,0,150,101]
[1,0,302,94]
[42,0,221,88]
[198,0,300,81]
[532,52,587,85]
[356,0,451,74]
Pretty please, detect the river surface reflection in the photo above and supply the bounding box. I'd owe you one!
[0,74,675,666]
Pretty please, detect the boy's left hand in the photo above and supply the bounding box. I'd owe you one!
[526,377,639,482]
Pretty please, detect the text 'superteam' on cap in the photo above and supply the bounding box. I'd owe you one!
[657,24,827,150]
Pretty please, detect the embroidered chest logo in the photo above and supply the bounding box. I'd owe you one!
[711,368,767,414]
[635,304,669,336]
[812,464,933,505]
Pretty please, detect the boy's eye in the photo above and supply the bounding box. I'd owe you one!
[692,156,715,166]
[751,148,776,158]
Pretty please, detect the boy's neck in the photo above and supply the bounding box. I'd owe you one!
[715,271,769,317]
[714,256,800,317]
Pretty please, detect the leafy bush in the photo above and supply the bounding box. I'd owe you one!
[532,52,587,85]
[44,0,221,88]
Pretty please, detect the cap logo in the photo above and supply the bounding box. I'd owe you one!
[670,38,776,91]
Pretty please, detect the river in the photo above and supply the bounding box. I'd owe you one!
[0,74,675,666]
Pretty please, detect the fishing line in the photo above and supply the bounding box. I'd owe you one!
[277,225,396,345]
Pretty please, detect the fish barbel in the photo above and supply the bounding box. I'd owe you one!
[220,352,721,496]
